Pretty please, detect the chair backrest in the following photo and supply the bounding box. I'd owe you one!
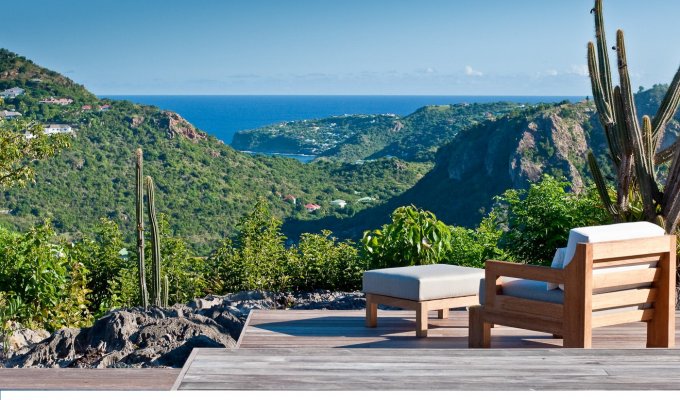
[564,234,676,328]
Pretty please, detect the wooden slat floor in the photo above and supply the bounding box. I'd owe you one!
[177,347,680,390]
[239,309,680,349]
[175,309,680,390]
[0,368,179,390]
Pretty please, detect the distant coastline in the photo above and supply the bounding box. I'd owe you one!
[104,94,587,160]
[238,150,316,163]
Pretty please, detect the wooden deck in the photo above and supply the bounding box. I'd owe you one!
[0,368,179,390]
[239,309,680,349]
[175,309,680,390]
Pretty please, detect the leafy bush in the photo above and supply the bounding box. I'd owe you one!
[70,218,138,313]
[156,215,209,305]
[361,205,453,269]
[209,200,363,293]
[448,211,511,268]
[0,222,92,331]
[291,231,363,291]
[494,175,611,265]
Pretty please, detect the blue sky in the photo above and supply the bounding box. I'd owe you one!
[3,0,679,95]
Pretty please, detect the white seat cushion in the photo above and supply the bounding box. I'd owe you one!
[363,264,484,301]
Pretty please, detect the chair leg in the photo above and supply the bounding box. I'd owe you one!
[416,302,428,337]
[468,305,490,348]
[647,310,675,348]
[438,308,449,319]
[563,329,592,348]
[365,294,377,328]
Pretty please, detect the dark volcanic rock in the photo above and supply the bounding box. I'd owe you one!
[3,290,365,368]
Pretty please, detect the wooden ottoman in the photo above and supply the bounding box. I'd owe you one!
[363,264,484,337]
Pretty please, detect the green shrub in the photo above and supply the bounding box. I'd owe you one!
[209,200,292,293]
[291,231,363,291]
[361,205,453,269]
[0,222,92,331]
[70,218,137,314]
[156,215,209,305]
[494,175,611,265]
[209,201,365,294]
[447,211,511,268]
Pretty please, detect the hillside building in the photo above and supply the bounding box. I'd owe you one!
[0,87,25,98]
[304,203,321,212]
[330,199,347,208]
[0,110,22,119]
[44,124,73,135]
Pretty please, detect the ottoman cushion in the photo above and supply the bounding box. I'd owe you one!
[363,264,484,301]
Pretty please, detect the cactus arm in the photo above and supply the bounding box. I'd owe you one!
[616,30,659,220]
[612,87,632,212]
[135,149,148,309]
[662,145,680,232]
[162,275,169,308]
[587,151,619,220]
[588,42,614,126]
[593,0,614,107]
[651,65,680,145]
[145,176,162,307]
[655,138,680,165]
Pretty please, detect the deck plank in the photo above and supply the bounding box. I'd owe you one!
[177,347,680,390]
[0,368,179,390]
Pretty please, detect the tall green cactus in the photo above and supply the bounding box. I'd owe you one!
[587,0,680,233]
[145,176,162,307]
[135,149,149,308]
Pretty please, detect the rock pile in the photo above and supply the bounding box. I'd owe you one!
[2,290,365,368]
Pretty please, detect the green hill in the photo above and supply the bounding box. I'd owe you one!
[0,50,429,253]
[231,102,520,162]
[282,101,612,239]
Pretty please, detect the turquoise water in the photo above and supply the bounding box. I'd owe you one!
[104,95,586,162]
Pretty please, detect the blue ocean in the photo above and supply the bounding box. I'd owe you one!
[105,95,586,161]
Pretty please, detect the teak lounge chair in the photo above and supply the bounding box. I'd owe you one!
[469,222,676,348]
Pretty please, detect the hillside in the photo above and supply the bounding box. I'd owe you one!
[2,49,677,252]
[282,101,612,239]
[0,50,429,253]
[231,102,519,162]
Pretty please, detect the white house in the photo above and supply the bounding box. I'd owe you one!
[0,87,25,98]
[0,110,22,119]
[44,124,73,135]
[39,97,73,105]
[357,196,376,203]
[330,199,347,208]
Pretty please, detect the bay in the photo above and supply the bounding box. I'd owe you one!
[103,95,586,162]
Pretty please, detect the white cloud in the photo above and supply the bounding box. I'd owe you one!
[545,69,559,76]
[568,64,589,77]
[465,65,483,77]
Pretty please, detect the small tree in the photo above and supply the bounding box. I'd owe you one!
[0,119,69,188]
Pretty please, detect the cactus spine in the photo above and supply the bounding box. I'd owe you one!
[587,0,680,232]
[145,176,162,307]
[135,149,149,308]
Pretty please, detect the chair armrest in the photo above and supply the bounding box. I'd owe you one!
[483,261,566,307]
[485,260,565,284]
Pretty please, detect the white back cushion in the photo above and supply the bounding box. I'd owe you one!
[559,221,665,269]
